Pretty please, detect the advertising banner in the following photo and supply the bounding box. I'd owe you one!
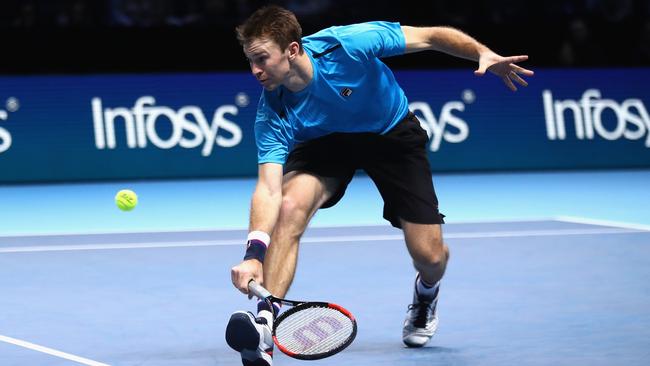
[1,69,648,183]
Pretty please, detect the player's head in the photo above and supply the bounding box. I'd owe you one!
[236,5,303,90]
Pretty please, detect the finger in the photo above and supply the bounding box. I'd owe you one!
[247,277,258,299]
[239,278,251,294]
[510,71,528,87]
[502,75,517,91]
[504,55,528,64]
[234,277,246,294]
[474,60,488,76]
[231,267,239,287]
[249,274,263,299]
[232,273,250,294]
[511,64,535,76]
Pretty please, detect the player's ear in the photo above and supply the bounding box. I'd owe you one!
[287,41,301,60]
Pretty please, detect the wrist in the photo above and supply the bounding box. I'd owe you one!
[243,231,270,263]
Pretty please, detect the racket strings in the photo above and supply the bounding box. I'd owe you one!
[274,306,354,355]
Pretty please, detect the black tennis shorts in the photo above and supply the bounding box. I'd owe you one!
[284,112,445,229]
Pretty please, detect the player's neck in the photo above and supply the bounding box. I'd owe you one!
[283,52,313,93]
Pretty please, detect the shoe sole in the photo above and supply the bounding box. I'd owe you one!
[242,353,272,366]
[402,337,429,348]
[225,312,261,352]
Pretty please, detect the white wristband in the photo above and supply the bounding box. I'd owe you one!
[247,231,271,247]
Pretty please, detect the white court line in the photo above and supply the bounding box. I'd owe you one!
[555,216,650,232]
[2,217,648,238]
[0,227,644,254]
[0,334,110,366]
[0,217,562,238]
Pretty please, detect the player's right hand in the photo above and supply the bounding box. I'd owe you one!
[231,259,263,298]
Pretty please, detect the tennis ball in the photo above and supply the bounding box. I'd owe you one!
[115,189,138,211]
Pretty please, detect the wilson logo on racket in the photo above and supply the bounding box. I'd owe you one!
[247,281,357,360]
[292,315,345,351]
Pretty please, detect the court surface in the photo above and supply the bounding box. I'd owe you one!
[1,218,649,366]
[1,169,649,365]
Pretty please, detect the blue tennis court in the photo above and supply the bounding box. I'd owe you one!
[1,170,650,365]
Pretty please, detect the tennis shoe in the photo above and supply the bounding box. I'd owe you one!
[226,311,274,366]
[402,275,440,347]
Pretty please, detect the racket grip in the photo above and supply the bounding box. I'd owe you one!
[248,280,273,299]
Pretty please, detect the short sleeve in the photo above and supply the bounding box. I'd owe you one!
[254,94,291,164]
[335,21,406,60]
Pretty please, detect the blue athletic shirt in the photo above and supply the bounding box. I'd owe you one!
[255,21,409,164]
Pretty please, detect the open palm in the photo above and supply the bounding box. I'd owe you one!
[475,53,534,91]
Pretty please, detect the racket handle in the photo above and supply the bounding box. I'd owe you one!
[248,280,273,299]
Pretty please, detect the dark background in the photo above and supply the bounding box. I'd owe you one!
[2,0,649,74]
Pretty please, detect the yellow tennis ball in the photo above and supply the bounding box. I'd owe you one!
[115,189,138,211]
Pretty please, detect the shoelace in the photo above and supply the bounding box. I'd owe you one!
[407,301,433,328]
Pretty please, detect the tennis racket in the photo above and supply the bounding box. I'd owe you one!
[248,280,357,360]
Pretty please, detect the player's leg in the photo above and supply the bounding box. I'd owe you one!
[226,172,338,366]
[263,171,339,298]
[228,133,355,365]
[262,133,356,301]
[400,220,448,347]
[361,112,447,347]
[401,221,449,286]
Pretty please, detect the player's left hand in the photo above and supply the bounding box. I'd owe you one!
[474,52,534,91]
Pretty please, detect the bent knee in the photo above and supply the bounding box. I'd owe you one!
[412,241,449,268]
[414,251,447,268]
[276,196,312,239]
[280,195,309,217]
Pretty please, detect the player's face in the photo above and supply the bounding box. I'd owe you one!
[244,39,290,91]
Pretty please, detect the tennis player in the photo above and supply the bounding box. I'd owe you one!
[227,5,533,365]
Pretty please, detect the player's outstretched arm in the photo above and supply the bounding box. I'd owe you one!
[401,25,534,91]
[231,163,283,296]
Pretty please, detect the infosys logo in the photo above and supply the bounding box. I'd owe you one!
[91,96,244,157]
[0,110,9,154]
[0,97,20,154]
[409,89,474,152]
[543,89,650,147]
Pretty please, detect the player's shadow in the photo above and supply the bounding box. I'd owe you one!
[340,343,462,366]
[347,342,460,355]
[349,342,459,352]
[407,346,458,353]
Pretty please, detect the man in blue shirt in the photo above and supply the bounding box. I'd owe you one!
[227,5,533,365]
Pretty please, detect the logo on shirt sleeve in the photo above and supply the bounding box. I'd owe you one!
[340,88,353,97]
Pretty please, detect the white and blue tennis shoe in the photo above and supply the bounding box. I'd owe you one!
[226,311,274,366]
[402,276,440,347]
